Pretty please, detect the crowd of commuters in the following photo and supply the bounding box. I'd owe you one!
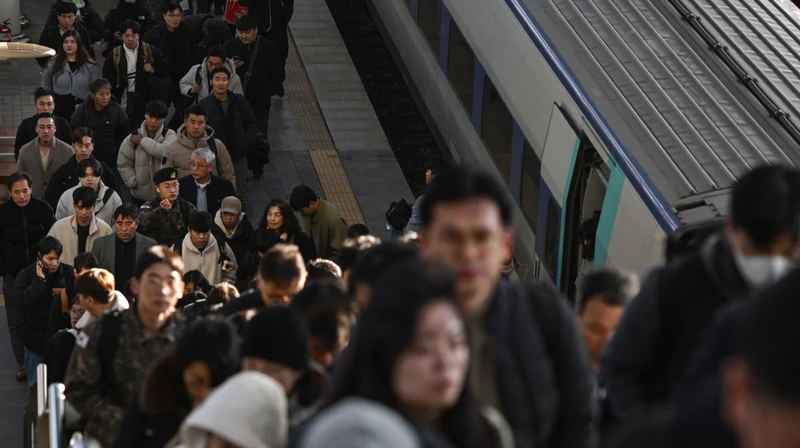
[2,2,799,448]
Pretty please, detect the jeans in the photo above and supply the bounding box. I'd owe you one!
[24,348,43,387]
[3,274,24,364]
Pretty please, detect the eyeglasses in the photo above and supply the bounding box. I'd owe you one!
[190,162,211,169]
[115,221,136,228]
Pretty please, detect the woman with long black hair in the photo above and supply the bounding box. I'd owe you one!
[322,259,514,448]
[258,198,316,262]
[41,30,100,121]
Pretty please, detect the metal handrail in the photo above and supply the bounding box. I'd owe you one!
[48,383,66,448]
[36,364,47,417]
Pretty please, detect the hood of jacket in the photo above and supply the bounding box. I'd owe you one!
[699,234,750,299]
[182,231,219,256]
[214,210,245,238]
[75,290,131,330]
[180,372,288,448]
[176,124,216,150]
[199,56,238,81]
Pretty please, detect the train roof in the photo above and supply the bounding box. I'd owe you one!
[521,0,800,222]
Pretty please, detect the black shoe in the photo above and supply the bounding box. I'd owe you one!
[252,170,264,178]
[16,364,26,382]
[215,8,224,14]
[277,85,285,98]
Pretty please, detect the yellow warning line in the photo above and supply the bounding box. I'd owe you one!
[285,31,365,226]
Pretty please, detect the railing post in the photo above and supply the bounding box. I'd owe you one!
[36,364,47,417]
[48,383,66,448]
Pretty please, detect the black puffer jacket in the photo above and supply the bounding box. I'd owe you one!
[15,262,76,355]
[142,23,197,88]
[600,235,750,425]
[237,0,294,34]
[223,37,284,109]
[0,199,55,277]
[45,3,105,43]
[102,0,154,56]
[199,92,257,161]
[484,280,595,448]
[70,96,131,170]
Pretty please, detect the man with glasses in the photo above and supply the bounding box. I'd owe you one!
[48,187,113,270]
[66,246,188,448]
[16,113,74,200]
[143,2,197,109]
[178,147,235,216]
[15,88,73,158]
[91,205,157,297]
[139,167,196,246]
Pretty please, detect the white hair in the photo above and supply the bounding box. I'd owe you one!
[191,148,216,165]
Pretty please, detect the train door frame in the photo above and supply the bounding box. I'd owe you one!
[559,142,608,300]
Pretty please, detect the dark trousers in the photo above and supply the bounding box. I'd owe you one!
[250,105,271,174]
[3,274,24,364]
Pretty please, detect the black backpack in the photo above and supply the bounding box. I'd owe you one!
[386,199,413,231]
[665,219,725,262]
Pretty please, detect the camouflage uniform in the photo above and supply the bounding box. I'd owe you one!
[138,197,196,246]
[64,308,188,448]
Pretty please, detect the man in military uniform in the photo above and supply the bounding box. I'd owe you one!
[138,167,196,246]
[64,246,188,448]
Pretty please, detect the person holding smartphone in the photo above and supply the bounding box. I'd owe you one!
[12,236,76,387]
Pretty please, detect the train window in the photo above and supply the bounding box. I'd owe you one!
[481,76,513,182]
[544,197,560,274]
[447,20,474,115]
[520,140,541,232]
[418,0,442,59]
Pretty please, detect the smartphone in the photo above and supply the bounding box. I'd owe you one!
[131,129,139,136]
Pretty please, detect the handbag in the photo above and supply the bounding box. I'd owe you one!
[224,0,249,24]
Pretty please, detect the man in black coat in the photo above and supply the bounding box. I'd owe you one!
[15,88,72,159]
[37,1,95,68]
[14,236,75,387]
[45,127,120,210]
[199,66,256,206]
[44,0,105,43]
[237,0,293,64]
[0,173,56,382]
[71,79,131,174]
[600,165,800,427]
[178,147,235,217]
[104,19,169,127]
[223,15,283,139]
[142,2,198,108]
[418,168,595,448]
[102,0,154,57]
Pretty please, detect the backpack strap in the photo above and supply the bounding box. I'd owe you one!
[112,47,121,88]
[161,125,169,139]
[207,137,221,174]
[60,289,69,314]
[98,311,123,404]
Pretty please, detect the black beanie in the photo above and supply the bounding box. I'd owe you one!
[242,307,310,370]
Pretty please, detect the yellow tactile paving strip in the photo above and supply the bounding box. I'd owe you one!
[0,295,4,307]
[285,32,365,226]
